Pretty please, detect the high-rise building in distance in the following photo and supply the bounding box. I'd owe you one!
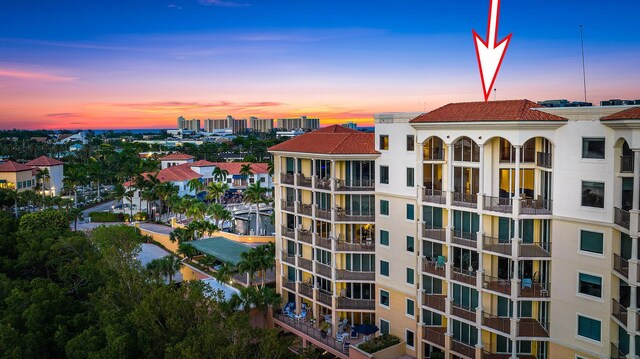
[250,117,274,132]
[277,116,320,131]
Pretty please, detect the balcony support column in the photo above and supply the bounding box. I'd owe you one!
[293,157,299,186]
[633,150,640,211]
[446,144,454,208]
[311,159,316,188]
[478,144,485,195]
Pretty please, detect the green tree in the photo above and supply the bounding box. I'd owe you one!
[205,181,229,203]
[177,242,199,262]
[212,167,229,182]
[243,182,268,234]
[187,178,204,195]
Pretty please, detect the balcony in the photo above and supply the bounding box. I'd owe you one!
[423,224,446,242]
[621,155,634,173]
[335,270,375,281]
[451,338,476,358]
[422,326,446,348]
[282,251,296,266]
[280,172,294,185]
[299,282,314,299]
[297,229,312,244]
[296,173,312,188]
[336,240,375,252]
[613,298,628,326]
[611,342,626,359]
[336,209,374,222]
[336,297,375,310]
[518,282,550,299]
[614,253,629,278]
[422,293,446,312]
[315,177,332,190]
[298,203,312,216]
[483,195,513,213]
[316,235,332,250]
[483,312,510,335]
[451,266,476,286]
[614,207,631,229]
[316,208,331,220]
[316,262,332,278]
[451,230,477,249]
[518,318,549,338]
[281,199,294,212]
[423,188,446,204]
[273,312,349,356]
[483,235,511,256]
[537,152,552,169]
[452,192,478,208]
[422,257,446,278]
[282,226,295,239]
[451,302,476,322]
[316,290,332,306]
[336,179,375,191]
[298,257,312,271]
[282,278,296,292]
[520,241,551,258]
[520,198,552,215]
[483,275,511,295]
[482,351,537,359]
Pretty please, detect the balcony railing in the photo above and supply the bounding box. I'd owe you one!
[335,209,375,222]
[298,257,312,271]
[451,302,476,322]
[316,208,331,220]
[335,270,375,281]
[281,226,295,239]
[422,188,446,204]
[336,240,375,252]
[483,274,511,295]
[611,342,626,359]
[613,298,628,326]
[282,279,296,292]
[315,177,332,190]
[518,282,550,298]
[336,179,375,191]
[451,230,477,249]
[299,282,314,299]
[423,224,446,242]
[520,198,552,215]
[316,262,332,278]
[451,266,476,286]
[483,195,513,213]
[281,199,294,212]
[451,338,476,358]
[297,229,312,244]
[316,235,332,250]
[483,235,511,256]
[483,312,510,334]
[614,253,629,278]
[452,192,478,208]
[536,152,552,169]
[280,172,294,185]
[316,290,332,306]
[282,251,296,266]
[422,257,446,278]
[298,203,312,216]
[621,155,634,173]
[517,318,549,338]
[336,297,375,310]
[422,326,446,348]
[296,173,312,187]
[422,293,446,312]
[273,312,349,355]
[614,207,631,229]
[520,241,551,258]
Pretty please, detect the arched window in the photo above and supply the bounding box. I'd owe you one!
[453,137,479,162]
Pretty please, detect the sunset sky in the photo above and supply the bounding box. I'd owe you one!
[0,0,638,130]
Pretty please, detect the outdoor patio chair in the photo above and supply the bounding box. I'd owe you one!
[522,278,533,289]
[436,256,446,268]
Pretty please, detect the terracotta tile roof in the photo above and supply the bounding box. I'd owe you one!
[160,153,194,161]
[25,156,64,167]
[190,160,216,167]
[268,125,378,155]
[124,164,201,187]
[210,162,269,175]
[601,107,640,121]
[0,160,33,172]
[410,99,568,123]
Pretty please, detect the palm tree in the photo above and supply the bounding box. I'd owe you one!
[206,203,232,229]
[63,166,86,206]
[160,256,182,282]
[243,182,268,235]
[187,178,204,195]
[169,227,193,243]
[132,173,146,214]
[186,201,206,223]
[213,262,236,284]
[5,188,19,217]
[35,168,50,206]
[205,181,229,203]
[239,163,253,179]
[86,158,106,201]
[267,160,274,176]
[140,189,155,220]
[69,207,84,231]
[256,286,281,318]
[155,182,178,218]
[236,249,261,287]
[177,242,199,262]
[257,242,275,288]
[212,167,229,182]
[112,183,127,209]
[229,286,259,313]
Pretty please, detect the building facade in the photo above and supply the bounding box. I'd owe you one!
[0,161,35,192]
[250,116,274,132]
[25,156,64,196]
[277,115,320,131]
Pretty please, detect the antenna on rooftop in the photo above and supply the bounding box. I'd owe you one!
[579,25,587,103]
[494,88,497,101]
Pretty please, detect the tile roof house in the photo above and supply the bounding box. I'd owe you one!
[25,156,64,196]
[0,161,36,192]
[601,107,640,121]
[268,125,378,155]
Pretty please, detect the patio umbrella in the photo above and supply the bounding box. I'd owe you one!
[353,324,379,335]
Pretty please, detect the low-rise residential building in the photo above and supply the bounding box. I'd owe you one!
[0,161,35,192]
[25,156,64,196]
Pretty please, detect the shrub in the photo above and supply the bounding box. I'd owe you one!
[88,212,129,222]
[133,212,148,221]
[358,334,401,354]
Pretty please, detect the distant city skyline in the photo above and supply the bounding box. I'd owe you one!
[0,0,638,130]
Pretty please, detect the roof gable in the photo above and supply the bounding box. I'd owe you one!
[160,153,194,161]
[25,156,64,167]
[601,107,640,121]
[0,160,33,172]
[268,126,377,155]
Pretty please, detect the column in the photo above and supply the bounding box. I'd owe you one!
[633,150,640,212]
[293,157,299,186]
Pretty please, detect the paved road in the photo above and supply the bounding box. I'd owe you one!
[82,200,115,218]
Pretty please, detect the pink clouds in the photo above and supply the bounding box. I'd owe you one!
[0,68,76,82]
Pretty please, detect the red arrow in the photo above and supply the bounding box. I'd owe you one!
[472,0,512,101]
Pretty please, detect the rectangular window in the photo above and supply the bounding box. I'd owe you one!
[578,273,602,298]
[581,181,604,208]
[380,230,389,246]
[406,298,415,317]
[380,289,390,307]
[380,200,389,215]
[582,138,605,159]
[406,204,415,220]
[406,167,414,187]
[406,135,415,151]
[380,166,389,184]
[380,135,389,150]
[405,329,415,348]
[380,319,390,335]
[406,236,414,252]
[577,315,601,342]
[580,230,604,254]
[380,260,389,276]
[406,267,414,285]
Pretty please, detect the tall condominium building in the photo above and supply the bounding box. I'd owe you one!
[277,115,320,131]
[203,118,228,132]
[230,115,248,134]
[250,116,274,132]
[202,115,247,134]
[375,100,640,359]
[268,126,379,358]
[177,116,200,132]
[342,122,358,130]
